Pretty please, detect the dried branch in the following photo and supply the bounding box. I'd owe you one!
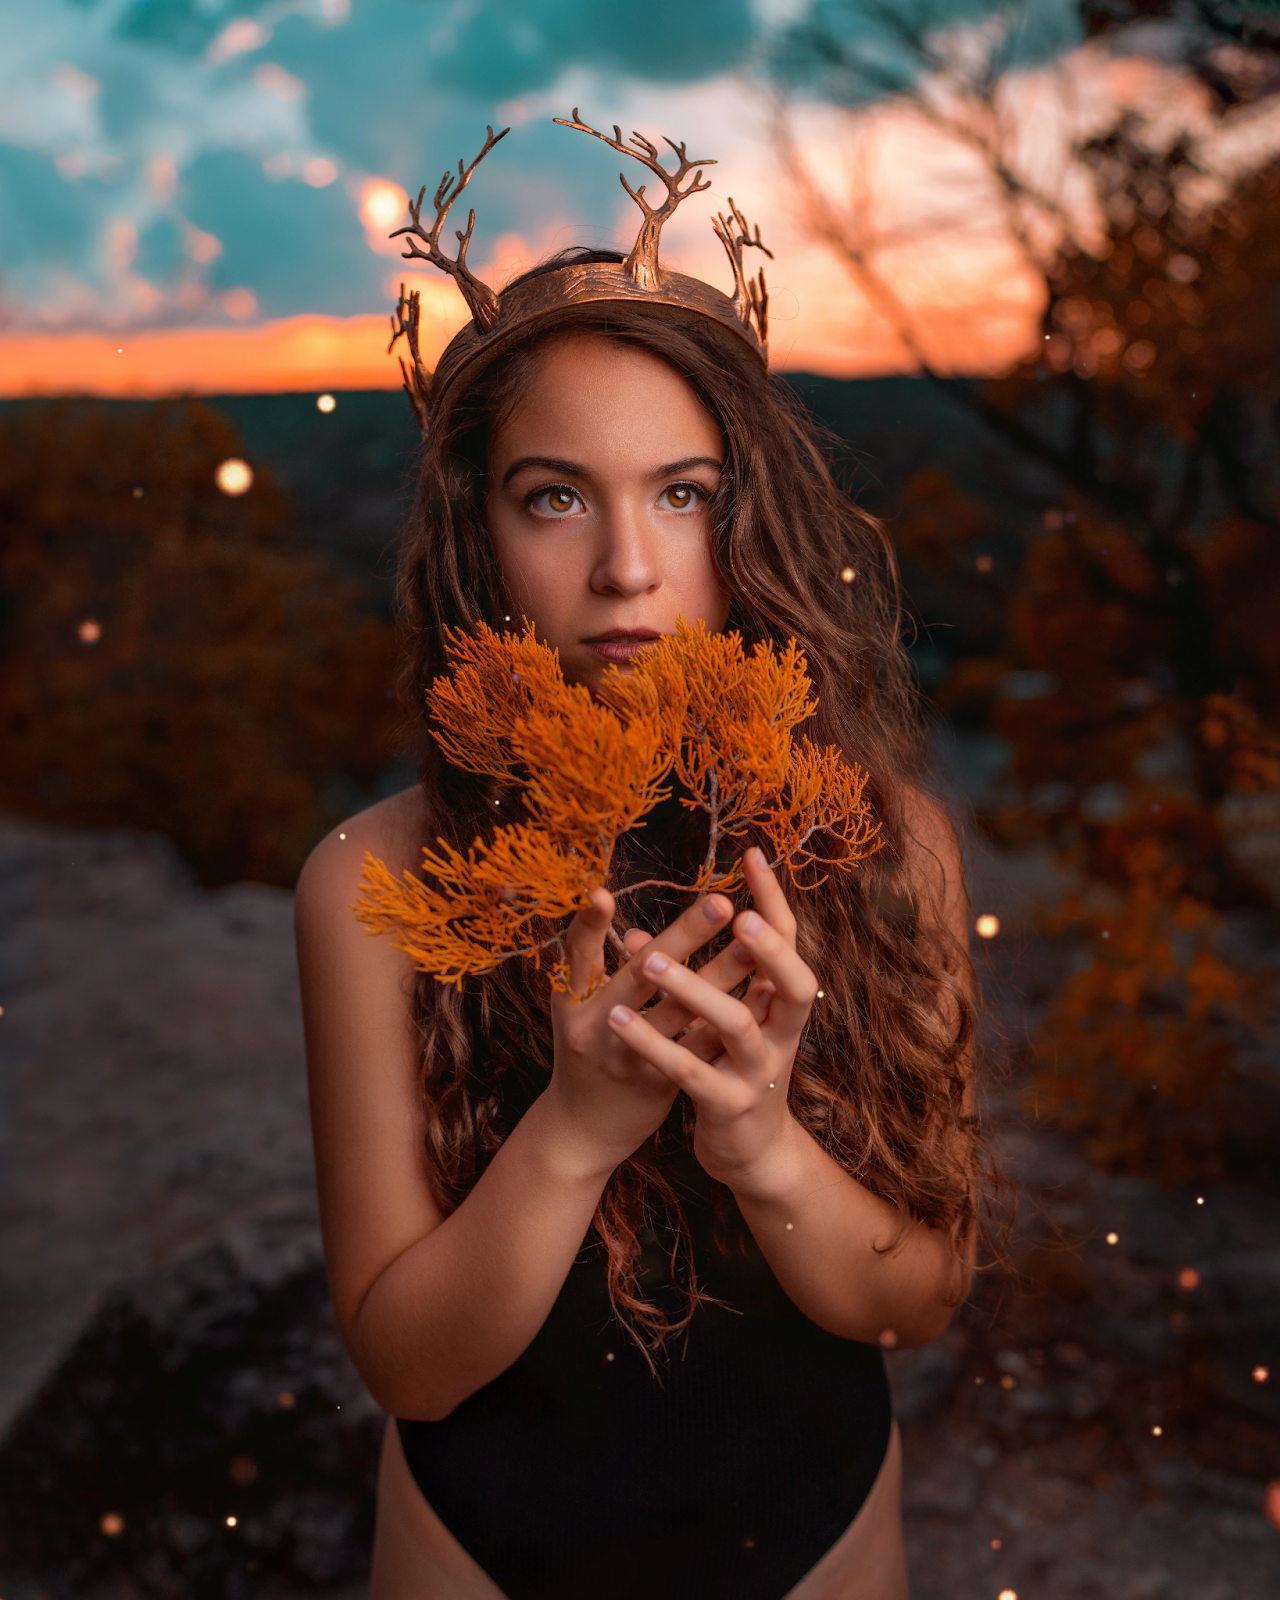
[357,620,881,994]
[712,197,773,344]
[391,125,509,332]
[554,108,717,291]
[387,283,431,438]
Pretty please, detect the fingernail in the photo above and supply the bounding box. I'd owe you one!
[741,911,763,937]
[643,952,669,976]
[730,941,753,964]
[702,897,727,922]
[609,1005,633,1026]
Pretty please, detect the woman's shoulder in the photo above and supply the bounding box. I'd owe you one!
[295,785,429,926]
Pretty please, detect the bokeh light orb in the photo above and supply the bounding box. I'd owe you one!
[100,1512,125,1537]
[1177,1266,1201,1290]
[1253,1366,1270,1383]
[975,913,1000,939]
[360,178,408,232]
[78,618,102,644]
[215,458,254,496]
[840,565,856,583]
[316,393,337,414]
[1267,1479,1280,1531]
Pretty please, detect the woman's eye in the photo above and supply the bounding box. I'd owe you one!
[531,486,580,515]
[660,483,704,511]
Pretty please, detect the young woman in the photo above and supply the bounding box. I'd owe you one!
[296,230,982,1599]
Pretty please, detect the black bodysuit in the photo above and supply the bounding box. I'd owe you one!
[397,1183,893,1600]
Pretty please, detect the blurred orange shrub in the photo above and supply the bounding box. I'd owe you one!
[0,400,400,886]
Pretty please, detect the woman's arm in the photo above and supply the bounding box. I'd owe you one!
[607,802,976,1350]
[296,792,755,1420]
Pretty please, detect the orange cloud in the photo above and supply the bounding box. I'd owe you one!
[0,283,473,398]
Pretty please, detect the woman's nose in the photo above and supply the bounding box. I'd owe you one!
[591,504,660,597]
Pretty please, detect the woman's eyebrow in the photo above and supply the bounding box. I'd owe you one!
[501,452,723,489]
[653,455,723,478]
[501,455,584,487]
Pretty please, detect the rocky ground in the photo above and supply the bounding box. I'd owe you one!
[0,812,1277,1599]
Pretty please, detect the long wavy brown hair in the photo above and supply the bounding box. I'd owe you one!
[396,249,990,1349]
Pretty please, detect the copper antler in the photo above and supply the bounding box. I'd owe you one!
[712,198,772,346]
[388,283,431,437]
[391,125,509,332]
[554,109,716,291]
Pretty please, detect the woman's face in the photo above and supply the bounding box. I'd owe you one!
[486,332,730,694]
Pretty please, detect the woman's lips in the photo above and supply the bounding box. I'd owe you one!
[583,632,661,663]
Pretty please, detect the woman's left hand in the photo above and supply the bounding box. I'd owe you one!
[606,846,818,1187]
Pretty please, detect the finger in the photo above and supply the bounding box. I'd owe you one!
[561,887,614,997]
[608,894,735,1010]
[742,846,797,945]
[730,907,817,1041]
[606,1005,753,1113]
[621,927,652,960]
[638,951,768,1076]
[643,933,756,1038]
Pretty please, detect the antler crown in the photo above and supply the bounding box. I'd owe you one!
[387,113,773,434]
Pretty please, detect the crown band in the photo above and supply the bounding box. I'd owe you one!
[387,113,773,434]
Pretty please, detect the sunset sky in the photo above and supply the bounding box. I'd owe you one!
[2,0,1268,395]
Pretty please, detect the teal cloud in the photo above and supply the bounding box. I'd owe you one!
[0,0,1087,328]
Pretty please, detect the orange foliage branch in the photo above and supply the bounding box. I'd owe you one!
[356,620,882,989]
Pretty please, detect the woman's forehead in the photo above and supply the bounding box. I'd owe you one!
[492,336,722,466]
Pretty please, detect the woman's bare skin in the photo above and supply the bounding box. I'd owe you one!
[369,1415,908,1600]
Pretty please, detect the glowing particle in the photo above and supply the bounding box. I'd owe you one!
[1266,1480,1280,1531]
[117,347,122,354]
[277,1391,296,1409]
[226,1515,238,1527]
[316,393,336,413]
[359,177,408,232]
[816,989,825,998]
[975,914,1000,939]
[975,554,994,573]
[304,156,340,187]
[878,1328,898,1349]
[215,458,253,496]
[840,566,856,583]
[999,1591,1017,1600]
[100,1512,125,1536]
[338,832,346,840]
[0,1005,4,1016]
[974,1375,984,1385]
[1177,1267,1201,1290]
[1151,1425,1162,1436]
[224,286,258,320]
[785,1222,794,1230]
[1196,1196,1204,1204]
[768,1082,776,1089]
[990,1537,1002,1549]
[1000,1374,1016,1390]
[605,1352,615,1362]
[1253,1366,1270,1383]
[78,618,102,644]
[132,486,144,498]
[1105,1232,1119,1245]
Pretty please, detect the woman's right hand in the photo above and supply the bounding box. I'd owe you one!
[541,888,753,1175]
